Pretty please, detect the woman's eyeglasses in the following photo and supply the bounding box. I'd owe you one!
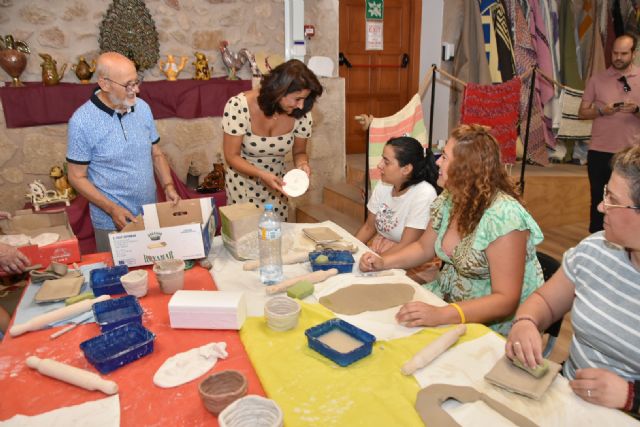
[618,76,631,93]
[602,185,640,210]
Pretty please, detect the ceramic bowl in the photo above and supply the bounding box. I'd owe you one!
[218,395,283,427]
[199,370,248,414]
[120,270,149,297]
[264,296,301,332]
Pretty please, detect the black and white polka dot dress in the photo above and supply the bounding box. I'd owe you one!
[221,93,313,220]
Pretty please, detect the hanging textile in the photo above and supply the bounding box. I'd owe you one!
[367,94,427,192]
[557,87,593,141]
[575,0,596,79]
[559,0,584,89]
[504,0,549,165]
[460,78,521,164]
[478,0,517,83]
[450,0,491,129]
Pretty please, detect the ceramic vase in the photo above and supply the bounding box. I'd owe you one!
[0,49,27,87]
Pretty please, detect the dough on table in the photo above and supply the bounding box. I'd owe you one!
[153,342,228,388]
[0,233,31,247]
[30,233,60,246]
[319,283,415,315]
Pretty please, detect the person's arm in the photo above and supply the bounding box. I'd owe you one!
[395,229,529,328]
[0,243,30,274]
[67,163,136,230]
[381,227,425,256]
[151,144,180,205]
[506,267,575,368]
[359,222,437,272]
[578,99,617,119]
[222,132,284,193]
[354,212,377,245]
[292,136,311,176]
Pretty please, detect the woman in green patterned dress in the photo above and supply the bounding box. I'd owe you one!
[359,124,544,334]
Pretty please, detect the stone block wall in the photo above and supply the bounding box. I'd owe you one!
[0,0,343,216]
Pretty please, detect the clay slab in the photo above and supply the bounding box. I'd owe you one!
[34,277,84,303]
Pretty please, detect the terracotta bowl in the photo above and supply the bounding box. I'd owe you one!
[218,395,283,427]
[264,296,301,332]
[199,370,248,414]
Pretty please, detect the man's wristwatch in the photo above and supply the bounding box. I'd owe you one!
[596,106,604,116]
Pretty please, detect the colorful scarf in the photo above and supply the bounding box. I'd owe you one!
[460,78,521,164]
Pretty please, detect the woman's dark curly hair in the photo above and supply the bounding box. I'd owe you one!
[386,136,441,194]
[257,59,323,119]
[447,124,522,237]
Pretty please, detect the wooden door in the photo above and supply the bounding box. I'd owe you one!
[339,0,422,154]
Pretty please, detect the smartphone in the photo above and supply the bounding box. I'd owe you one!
[613,101,625,108]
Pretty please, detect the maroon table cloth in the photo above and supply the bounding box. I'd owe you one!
[0,78,251,128]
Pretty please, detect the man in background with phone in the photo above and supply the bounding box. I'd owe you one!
[579,34,640,232]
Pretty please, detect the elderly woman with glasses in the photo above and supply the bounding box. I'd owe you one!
[506,144,640,415]
[359,124,544,335]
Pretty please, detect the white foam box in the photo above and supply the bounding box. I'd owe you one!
[168,290,246,330]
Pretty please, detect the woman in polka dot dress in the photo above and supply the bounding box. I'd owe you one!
[222,59,323,220]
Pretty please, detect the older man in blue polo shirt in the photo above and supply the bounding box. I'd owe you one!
[67,52,180,252]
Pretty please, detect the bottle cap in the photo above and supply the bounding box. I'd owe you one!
[264,203,273,210]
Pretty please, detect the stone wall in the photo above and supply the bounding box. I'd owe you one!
[0,0,343,217]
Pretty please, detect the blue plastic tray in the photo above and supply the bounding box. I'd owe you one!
[309,250,354,274]
[305,318,376,367]
[90,265,128,296]
[80,323,155,374]
[92,295,144,332]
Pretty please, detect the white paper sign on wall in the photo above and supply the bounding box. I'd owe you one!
[366,20,383,51]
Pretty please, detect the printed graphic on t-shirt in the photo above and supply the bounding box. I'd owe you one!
[375,203,398,233]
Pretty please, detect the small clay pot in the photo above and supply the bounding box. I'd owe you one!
[264,296,300,332]
[218,395,283,427]
[199,370,248,414]
[153,259,185,294]
[121,270,149,297]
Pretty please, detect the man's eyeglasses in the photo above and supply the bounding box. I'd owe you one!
[618,76,631,93]
[602,185,640,210]
[103,76,142,93]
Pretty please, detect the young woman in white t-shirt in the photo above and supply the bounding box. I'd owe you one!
[355,136,440,261]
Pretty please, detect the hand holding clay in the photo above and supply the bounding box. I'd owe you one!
[401,324,466,375]
[505,317,544,369]
[0,242,30,274]
[358,251,384,272]
[26,356,118,395]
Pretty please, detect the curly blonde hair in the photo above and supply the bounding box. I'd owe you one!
[447,124,522,237]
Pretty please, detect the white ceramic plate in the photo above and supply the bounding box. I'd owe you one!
[282,169,309,198]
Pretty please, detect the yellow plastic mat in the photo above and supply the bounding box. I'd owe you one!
[240,302,490,426]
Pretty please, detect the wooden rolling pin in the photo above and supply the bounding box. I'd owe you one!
[243,252,309,271]
[265,268,339,295]
[9,294,110,337]
[401,324,467,375]
[26,356,118,395]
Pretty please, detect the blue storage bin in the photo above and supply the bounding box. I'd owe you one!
[90,265,128,296]
[309,250,354,274]
[92,295,144,332]
[305,318,376,367]
[80,323,155,374]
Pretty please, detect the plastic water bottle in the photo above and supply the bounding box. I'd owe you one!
[258,204,283,285]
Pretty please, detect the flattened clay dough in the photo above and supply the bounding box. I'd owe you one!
[319,283,415,315]
[153,342,228,388]
[415,384,538,427]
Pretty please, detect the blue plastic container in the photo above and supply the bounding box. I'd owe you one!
[305,318,376,367]
[90,265,129,296]
[80,323,155,374]
[309,250,355,274]
[92,295,144,332]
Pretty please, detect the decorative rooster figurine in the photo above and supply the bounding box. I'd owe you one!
[219,41,258,80]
